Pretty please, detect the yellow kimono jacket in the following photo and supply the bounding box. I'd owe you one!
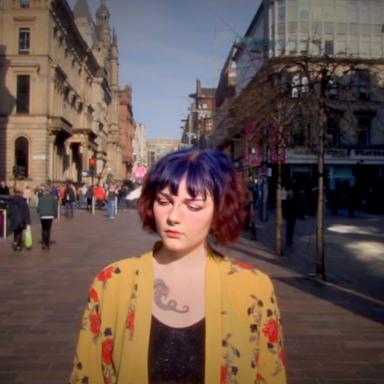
[69,247,287,384]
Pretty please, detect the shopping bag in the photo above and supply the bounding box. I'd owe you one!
[23,225,32,249]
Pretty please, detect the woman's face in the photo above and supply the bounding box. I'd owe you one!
[153,177,214,255]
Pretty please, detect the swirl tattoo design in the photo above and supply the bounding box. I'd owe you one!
[153,279,189,313]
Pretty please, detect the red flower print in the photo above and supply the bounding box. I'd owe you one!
[97,266,114,282]
[256,372,264,383]
[262,319,280,343]
[89,288,99,302]
[125,310,135,332]
[90,313,101,336]
[279,347,287,366]
[253,351,259,367]
[101,339,113,365]
[234,260,253,270]
[220,365,228,384]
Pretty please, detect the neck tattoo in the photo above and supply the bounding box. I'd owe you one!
[153,279,189,313]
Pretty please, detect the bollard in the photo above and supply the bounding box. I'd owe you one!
[92,197,95,215]
[115,196,118,216]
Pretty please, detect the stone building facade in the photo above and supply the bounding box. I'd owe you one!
[0,0,121,190]
[181,80,215,148]
[145,138,180,167]
[118,85,135,179]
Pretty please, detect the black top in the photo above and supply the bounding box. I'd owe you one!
[148,315,205,384]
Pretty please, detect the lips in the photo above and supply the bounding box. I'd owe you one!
[165,230,182,238]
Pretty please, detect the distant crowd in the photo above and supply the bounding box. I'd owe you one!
[0,179,140,251]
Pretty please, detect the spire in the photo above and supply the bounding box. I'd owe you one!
[96,0,110,21]
[112,28,117,47]
[95,0,111,48]
[73,0,93,22]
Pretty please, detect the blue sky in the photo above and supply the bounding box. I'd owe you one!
[70,0,261,139]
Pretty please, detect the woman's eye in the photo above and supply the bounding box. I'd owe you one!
[187,205,202,212]
[156,199,170,206]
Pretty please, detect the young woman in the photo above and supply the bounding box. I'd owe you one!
[69,148,286,384]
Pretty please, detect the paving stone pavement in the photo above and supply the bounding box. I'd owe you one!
[0,207,383,384]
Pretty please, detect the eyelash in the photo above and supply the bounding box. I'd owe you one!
[156,198,202,211]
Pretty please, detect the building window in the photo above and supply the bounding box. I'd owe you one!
[327,116,341,146]
[357,115,372,147]
[16,75,30,114]
[325,40,334,56]
[291,74,309,98]
[327,77,338,99]
[18,27,30,54]
[356,70,371,101]
[14,137,29,178]
[19,0,29,8]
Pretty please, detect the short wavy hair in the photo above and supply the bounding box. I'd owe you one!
[137,148,246,245]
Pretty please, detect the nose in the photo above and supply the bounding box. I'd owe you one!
[166,203,181,225]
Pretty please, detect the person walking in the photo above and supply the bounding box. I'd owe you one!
[283,187,299,246]
[8,191,30,251]
[106,184,117,219]
[63,182,76,218]
[37,185,58,250]
[22,185,32,205]
[70,148,286,384]
[86,184,94,211]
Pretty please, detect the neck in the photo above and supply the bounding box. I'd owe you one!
[154,242,209,266]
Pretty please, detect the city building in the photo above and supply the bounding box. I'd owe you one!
[181,80,215,148]
[212,0,384,212]
[133,122,146,167]
[145,138,180,167]
[118,85,135,179]
[0,0,121,189]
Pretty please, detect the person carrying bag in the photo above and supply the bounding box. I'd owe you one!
[23,224,32,250]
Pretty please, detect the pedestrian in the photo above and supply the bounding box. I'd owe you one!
[282,188,299,246]
[37,185,58,250]
[118,184,128,210]
[23,185,32,205]
[86,184,94,211]
[0,180,10,195]
[69,148,286,384]
[63,181,76,217]
[8,190,30,251]
[106,183,116,219]
[94,183,106,209]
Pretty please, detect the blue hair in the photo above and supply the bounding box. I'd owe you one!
[144,147,232,204]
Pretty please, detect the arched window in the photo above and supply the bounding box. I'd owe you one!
[14,137,29,178]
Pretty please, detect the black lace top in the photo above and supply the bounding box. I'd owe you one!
[148,315,205,383]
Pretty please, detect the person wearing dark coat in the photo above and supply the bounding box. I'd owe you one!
[37,186,58,250]
[8,192,31,251]
[63,182,76,217]
[282,188,299,246]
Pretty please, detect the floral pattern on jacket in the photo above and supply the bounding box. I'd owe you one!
[69,249,287,384]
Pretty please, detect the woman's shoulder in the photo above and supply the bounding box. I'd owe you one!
[216,256,274,288]
[92,250,152,285]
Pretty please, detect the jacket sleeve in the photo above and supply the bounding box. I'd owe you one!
[69,277,112,384]
[257,277,287,384]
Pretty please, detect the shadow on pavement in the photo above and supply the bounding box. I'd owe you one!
[229,236,384,326]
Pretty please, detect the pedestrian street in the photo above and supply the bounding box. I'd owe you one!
[0,207,383,384]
